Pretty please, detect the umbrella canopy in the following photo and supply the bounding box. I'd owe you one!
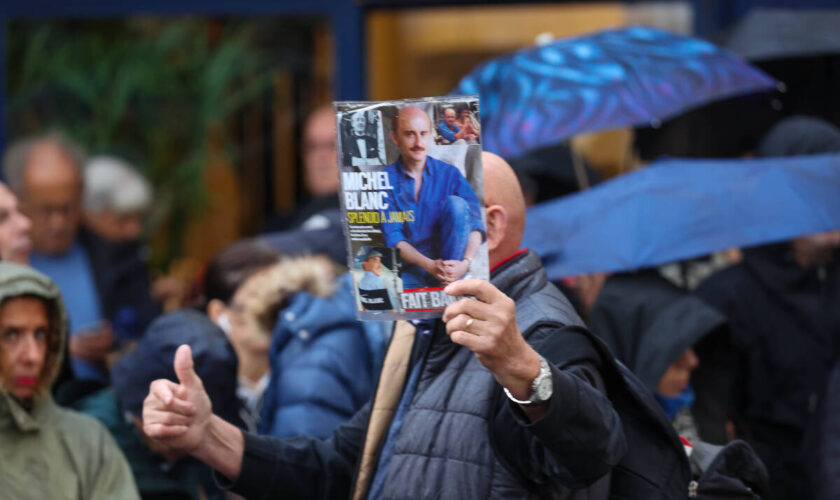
[725,8,840,129]
[638,8,840,161]
[452,26,775,159]
[523,153,840,279]
[724,8,840,61]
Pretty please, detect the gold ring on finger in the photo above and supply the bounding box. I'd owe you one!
[465,317,474,329]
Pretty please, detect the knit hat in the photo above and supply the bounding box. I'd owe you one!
[111,309,243,427]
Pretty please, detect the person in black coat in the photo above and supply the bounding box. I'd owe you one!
[589,271,770,499]
[811,359,840,500]
[696,116,840,500]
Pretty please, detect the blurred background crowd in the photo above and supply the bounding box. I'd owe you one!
[0,1,839,499]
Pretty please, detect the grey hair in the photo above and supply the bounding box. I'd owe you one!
[2,132,87,195]
[83,156,153,215]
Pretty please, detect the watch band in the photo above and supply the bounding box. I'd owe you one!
[503,386,536,406]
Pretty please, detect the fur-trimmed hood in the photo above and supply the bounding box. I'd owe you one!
[235,256,335,339]
[0,262,68,399]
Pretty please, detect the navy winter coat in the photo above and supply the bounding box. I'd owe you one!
[696,243,840,500]
[259,273,388,439]
[812,359,840,500]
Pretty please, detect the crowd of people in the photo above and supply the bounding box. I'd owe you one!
[0,103,838,500]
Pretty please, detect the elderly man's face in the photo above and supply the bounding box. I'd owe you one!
[392,108,431,166]
[85,209,144,244]
[20,144,82,255]
[0,184,32,264]
[444,109,457,126]
[0,296,49,402]
[303,108,339,197]
[351,112,367,136]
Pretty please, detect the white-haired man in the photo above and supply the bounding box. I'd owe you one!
[83,155,152,243]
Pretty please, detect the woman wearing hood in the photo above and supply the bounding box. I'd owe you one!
[588,271,770,499]
[0,262,138,499]
[587,270,731,444]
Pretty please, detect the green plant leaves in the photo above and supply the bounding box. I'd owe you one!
[8,19,272,268]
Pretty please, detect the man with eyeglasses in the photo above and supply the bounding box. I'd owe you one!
[3,133,159,384]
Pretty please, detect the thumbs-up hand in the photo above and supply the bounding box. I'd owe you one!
[143,345,213,453]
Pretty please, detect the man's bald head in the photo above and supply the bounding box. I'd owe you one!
[393,106,432,134]
[443,108,457,127]
[482,152,526,266]
[2,134,85,255]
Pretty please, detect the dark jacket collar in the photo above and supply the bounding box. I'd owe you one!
[490,249,547,302]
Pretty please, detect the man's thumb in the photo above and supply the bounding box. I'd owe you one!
[173,344,199,388]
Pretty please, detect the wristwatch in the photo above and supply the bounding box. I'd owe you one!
[504,355,553,407]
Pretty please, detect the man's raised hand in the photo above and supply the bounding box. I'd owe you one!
[143,344,212,453]
[442,279,541,402]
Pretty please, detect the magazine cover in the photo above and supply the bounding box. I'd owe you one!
[335,96,488,320]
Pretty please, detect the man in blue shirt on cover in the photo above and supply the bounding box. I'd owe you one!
[382,106,484,289]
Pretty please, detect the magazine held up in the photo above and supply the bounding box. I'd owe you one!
[335,96,489,320]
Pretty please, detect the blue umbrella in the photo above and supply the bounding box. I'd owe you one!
[453,26,776,159]
[523,153,840,279]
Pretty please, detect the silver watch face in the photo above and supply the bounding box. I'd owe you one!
[531,358,553,403]
[535,376,553,402]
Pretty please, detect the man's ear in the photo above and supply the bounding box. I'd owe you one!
[206,299,226,322]
[389,129,398,147]
[485,204,508,254]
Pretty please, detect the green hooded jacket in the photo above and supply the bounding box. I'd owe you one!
[0,262,140,499]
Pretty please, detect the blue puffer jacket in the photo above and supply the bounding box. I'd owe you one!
[259,273,388,439]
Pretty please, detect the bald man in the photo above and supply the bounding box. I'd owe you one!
[304,106,341,199]
[263,106,342,234]
[142,151,625,500]
[382,105,484,288]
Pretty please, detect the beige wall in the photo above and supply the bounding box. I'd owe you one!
[367,3,628,100]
